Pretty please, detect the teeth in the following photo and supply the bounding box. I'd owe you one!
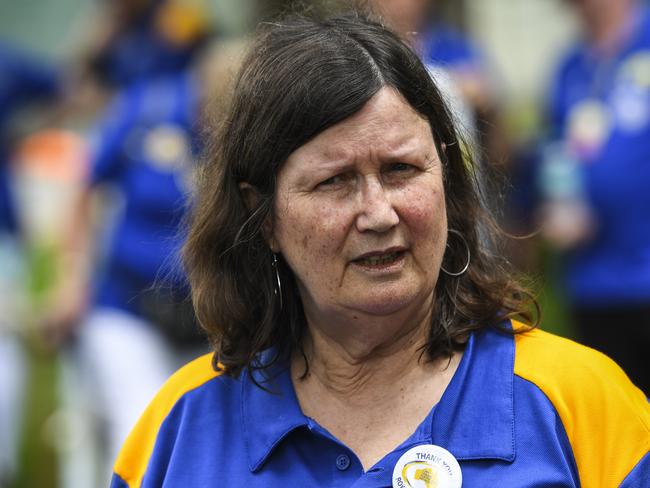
[358,252,400,266]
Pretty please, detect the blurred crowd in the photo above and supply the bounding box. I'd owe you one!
[1,0,649,486]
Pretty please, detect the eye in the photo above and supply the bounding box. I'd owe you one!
[318,175,340,187]
[388,162,413,172]
[315,172,352,189]
[384,162,418,177]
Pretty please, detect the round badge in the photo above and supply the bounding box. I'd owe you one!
[567,99,610,158]
[619,51,650,89]
[143,123,191,172]
[392,444,462,488]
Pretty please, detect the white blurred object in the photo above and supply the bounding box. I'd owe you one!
[0,235,26,333]
[0,235,27,486]
[53,350,102,488]
[57,308,176,487]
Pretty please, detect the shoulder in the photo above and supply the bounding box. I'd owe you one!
[513,326,646,399]
[513,326,650,487]
[421,22,482,67]
[112,353,226,487]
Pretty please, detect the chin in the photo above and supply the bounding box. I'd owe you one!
[352,288,425,317]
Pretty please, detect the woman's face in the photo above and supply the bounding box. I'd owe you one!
[270,87,447,322]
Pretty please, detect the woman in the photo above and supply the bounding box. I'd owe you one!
[48,58,207,487]
[111,12,649,487]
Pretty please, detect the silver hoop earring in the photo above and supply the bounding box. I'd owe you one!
[272,253,283,310]
[441,229,470,277]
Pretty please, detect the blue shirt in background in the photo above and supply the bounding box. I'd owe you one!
[89,70,199,315]
[546,6,650,306]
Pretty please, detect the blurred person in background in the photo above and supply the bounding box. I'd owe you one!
[366,0,489,107]
[45,0,215,483]
[537,0,650,393]
[81,0,212,89]
[365,0,507,163]
[0,42,61,487]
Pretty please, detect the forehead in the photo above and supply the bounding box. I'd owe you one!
[285,87,435,166]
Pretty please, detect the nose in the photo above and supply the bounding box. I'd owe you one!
[355,176,399,233]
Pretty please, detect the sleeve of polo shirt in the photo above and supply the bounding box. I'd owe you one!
[110,354,221,488]
[513,327,650,487]
[620,452,650,487]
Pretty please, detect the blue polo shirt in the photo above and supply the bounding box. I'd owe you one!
[110,324,649,486]
[545,5,650,306]
[89,70,199,314]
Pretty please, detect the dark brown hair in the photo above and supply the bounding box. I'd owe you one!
[184,11,536,378]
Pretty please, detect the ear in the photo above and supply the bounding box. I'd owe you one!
[239,181,259,212]
[239,182,279,252]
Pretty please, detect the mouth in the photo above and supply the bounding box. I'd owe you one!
[352,249,406,268]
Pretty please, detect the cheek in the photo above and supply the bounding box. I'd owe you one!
[275,203,352,301]
[275,200,351,266]
[401,185,447,240]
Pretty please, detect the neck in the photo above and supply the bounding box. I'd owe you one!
[292,296,437,400]
[585,1,636,55]
[291,305,463,470]
[300,321,427,393]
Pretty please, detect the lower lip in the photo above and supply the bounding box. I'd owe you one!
[350,251,407,273]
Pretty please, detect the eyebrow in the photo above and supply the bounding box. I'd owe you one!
[329,138,432,165]
[290,159,353,188]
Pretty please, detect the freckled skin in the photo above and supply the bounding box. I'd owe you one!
[271,87,447,332]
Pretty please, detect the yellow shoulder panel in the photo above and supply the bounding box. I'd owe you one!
[112,353,222,487]
[514,326,650,487]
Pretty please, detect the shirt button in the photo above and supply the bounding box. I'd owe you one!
[335,454,351,471]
